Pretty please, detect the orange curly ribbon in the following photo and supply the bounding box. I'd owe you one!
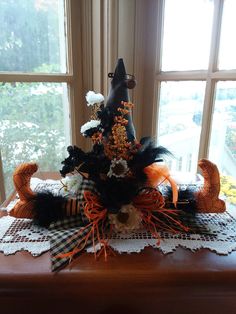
[144,163,178,206]
[133,188,189,237]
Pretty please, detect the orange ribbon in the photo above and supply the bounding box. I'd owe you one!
[56,190,110,262]
[144,163,178,206]
[133,188,189,235]
[83,191,107,222]
[57,188,189,263]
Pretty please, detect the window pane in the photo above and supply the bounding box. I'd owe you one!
[157,81,206,174]
[161,0,214,71]
[0,82,69,196]
[0,0,67,73]
[209,82,236,209]
[218,0,236,70]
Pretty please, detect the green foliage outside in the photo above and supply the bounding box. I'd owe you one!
[225,104,236,160]
[0,0,67,197]
[221,175,236,205]
[0,82,67,196]
[0,0,61,72]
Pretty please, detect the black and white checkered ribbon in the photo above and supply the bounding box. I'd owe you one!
[49,179,98,271]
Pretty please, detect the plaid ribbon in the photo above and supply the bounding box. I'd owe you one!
[49,179,98,271]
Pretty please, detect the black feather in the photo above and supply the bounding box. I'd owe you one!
[157,185,211,234]
[60,145,86,177]
[94,177,142,214]
[60,144,111,179]
[129,137,172,177]
[163,185,198,213]
[33,192,66,227]
[79,145,111,179]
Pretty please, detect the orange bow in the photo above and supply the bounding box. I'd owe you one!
[133,188,189,237]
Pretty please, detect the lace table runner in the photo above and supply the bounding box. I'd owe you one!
[93,212,236,255]
[1,178,236,257]
[0,215,50,256]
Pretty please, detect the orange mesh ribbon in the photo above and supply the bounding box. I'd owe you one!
[144,163,178,206]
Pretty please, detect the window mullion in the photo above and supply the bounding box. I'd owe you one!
[65,0,73,76]
[198,79,216,158]
[68,0,87,148]
[156,0,165,75]
[198,0,224,160]
[0,73,73,83]
[209,0,224,73]
[153,0,165,139]
[211,70,236,80]
[156,70,208,81]
[0,151,6,203]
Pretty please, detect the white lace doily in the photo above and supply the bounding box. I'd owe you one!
[1,178,236,257]
[0,178,57,256]
[0,215,50,256]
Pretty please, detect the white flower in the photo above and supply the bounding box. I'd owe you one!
[109,204,142,233]
[107,158,129,178]
[86,91,104,106]
[80,120,100,134]
[60,174,83,196]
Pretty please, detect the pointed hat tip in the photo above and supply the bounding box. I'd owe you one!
[113,58,126,80]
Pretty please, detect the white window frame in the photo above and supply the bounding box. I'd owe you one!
[154,0,236,163]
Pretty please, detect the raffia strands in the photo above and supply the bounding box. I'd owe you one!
[56,191,115,263]
[83,191,115,260]
[56,188,189,264]
[133,188,190,236]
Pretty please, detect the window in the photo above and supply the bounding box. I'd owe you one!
[0,0,83,198]
[155,0,236,208]
[1,0,235,210]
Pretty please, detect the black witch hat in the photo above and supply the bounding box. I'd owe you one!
[12,58,175,228]
[99,58,136,142]
[60,58,169,180]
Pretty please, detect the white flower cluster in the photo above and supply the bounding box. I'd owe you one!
[60,174,83,196]
[86,91,104,106]
[80,91,104,135]
[80,120,100,135]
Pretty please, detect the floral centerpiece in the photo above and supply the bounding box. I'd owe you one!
[9,59,226,270]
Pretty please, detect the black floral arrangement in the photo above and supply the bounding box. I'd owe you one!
[10,59,226,269]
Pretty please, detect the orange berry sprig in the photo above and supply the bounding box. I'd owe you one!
[103,101,135,161]
[91,131,103,144]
